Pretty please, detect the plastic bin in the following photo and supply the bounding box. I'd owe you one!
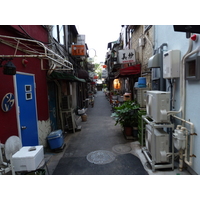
[47,130,64,149]
[138,77,146,88]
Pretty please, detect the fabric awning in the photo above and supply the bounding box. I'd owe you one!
[115,64,141,78]
[49,71,86,82]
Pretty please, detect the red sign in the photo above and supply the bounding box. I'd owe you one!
[71,45,86,56]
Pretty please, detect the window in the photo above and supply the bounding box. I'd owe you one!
[25,85,31,92]
[25,85,32,100]
[52,25,58,41]
[52,25,65,45]
[58,25,64,45]
[185,56,200,80]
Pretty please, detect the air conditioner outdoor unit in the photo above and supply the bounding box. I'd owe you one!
[145,124,169,163]
[146,90,170,123]
[62,95,72,110]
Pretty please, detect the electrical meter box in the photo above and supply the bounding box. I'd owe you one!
[163,50,181,79]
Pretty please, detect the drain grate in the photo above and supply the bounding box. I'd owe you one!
[86,150,116,165]
[112,144,132,154]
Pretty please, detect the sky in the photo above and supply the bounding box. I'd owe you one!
[76,25,122,63]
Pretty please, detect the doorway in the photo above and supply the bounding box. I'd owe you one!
[15,73,39,146]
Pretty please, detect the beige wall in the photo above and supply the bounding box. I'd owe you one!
[130,25,154,88]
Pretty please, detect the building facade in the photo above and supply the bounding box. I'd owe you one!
[0,25,90,147]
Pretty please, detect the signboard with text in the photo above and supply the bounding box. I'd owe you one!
[71,45,86,56]
[118,49,136,64]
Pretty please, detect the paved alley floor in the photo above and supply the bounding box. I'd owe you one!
[48,91,190,175]
[52,91,148,175]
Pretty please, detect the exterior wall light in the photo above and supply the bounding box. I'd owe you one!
[0,58,16,75]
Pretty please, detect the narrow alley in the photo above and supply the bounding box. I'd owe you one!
[52,91,148,175]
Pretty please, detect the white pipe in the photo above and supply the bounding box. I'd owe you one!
[182,46,200,120]
[167,38,193,116]
[184,128,195,166]
[168,45,200,117]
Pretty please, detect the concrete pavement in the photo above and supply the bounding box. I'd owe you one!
[45,91,190,175]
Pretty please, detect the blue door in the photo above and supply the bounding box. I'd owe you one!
[16,73,39,146]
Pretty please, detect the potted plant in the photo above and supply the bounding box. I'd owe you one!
[111,101,139,136]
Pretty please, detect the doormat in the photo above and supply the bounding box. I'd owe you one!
[86,150,116,164]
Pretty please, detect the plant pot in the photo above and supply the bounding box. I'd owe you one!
[124,126,133,136]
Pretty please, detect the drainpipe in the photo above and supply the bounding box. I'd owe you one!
[167,38,193,117]
[159,43,168,91]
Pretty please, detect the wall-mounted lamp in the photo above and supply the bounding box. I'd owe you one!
[113,79,120,89]
[0,58,16,75]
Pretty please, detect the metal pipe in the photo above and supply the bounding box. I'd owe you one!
[159,43,168,91]
[167,39,193,116]
[184,128,195,166]
[0,34,73,70]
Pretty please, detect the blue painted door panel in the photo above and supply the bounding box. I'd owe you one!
[16,74,39,146]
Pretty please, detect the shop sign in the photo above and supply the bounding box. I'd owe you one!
[71,45,86,56]
[118,49,135,64]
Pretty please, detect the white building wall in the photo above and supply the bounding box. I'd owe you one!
[155,25,200,174]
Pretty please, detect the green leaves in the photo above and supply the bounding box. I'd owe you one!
[111,101,139,127]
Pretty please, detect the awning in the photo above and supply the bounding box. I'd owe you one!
[115,64,141,78]
[77,69,89,79]
[49,71,86,82]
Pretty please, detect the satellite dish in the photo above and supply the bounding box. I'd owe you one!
[4,136,22,161]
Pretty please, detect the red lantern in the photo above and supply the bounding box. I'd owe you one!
[103,65,107,68]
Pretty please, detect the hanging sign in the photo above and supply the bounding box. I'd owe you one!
[71,45,86,56]
[118,49,136,64]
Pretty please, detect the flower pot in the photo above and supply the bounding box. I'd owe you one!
[124,126,133,136]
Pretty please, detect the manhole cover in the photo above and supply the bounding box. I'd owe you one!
[86,150,116,165]
[112,144,132,154]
